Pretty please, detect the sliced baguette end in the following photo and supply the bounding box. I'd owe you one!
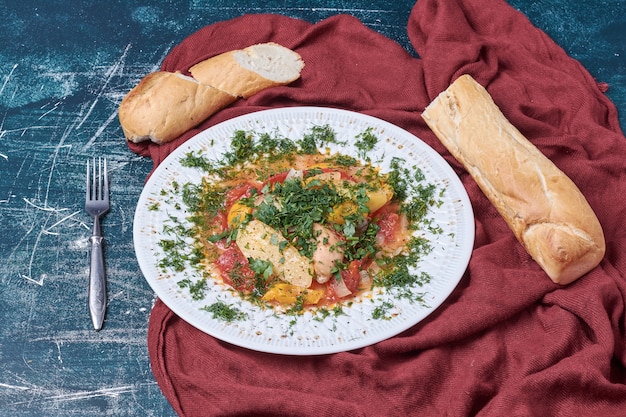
[189,42,304,98]
[119,71,236,144]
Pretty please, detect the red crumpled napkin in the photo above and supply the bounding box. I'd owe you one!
[127,0,626,415]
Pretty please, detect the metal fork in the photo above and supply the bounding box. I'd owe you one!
[85,158,109,330]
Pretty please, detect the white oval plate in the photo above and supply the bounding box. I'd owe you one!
[133,107,474,355]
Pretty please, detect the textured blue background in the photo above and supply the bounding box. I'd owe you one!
[0,1,623,415]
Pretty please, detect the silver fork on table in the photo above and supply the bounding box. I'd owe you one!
[85,158,109,330]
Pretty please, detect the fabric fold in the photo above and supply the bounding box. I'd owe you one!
[126,0,626,415]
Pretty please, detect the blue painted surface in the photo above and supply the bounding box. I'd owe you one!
[0,1,623,415]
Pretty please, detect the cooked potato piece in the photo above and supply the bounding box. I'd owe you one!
[365,184,394,213]
[236,219,313,288]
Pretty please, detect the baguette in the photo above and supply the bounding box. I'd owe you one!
[119,43,304,144]
[119,71,236,144]
[189,42,305,99]
[422,74,605,284]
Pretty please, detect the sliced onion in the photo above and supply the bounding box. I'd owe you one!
[316,274,331,284]
[398,212,409,234]
[330,275,352,298]
[376,232,386,247]
[285,168,303,181]
[359,269,371,288]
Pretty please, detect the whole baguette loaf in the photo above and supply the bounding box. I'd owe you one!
[422,74,605,285]
[189,42,305,99]
[119,71,236,144]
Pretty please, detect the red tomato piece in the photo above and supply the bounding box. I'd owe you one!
[324,258,371,302]
[214,246,256,293]
[214,210,228,234]
[224,183,257,212]
[263,171,290,187]
[341,260,362,294]
[374,204,400,243]
[374,202,410,250]
[377,212,399,243]
[324,280,342,303]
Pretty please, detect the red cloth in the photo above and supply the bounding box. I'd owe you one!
[128,0,626,415]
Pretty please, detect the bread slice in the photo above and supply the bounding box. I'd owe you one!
[118,71,236,144]
[189,42,305,98]
[422,74,605,284]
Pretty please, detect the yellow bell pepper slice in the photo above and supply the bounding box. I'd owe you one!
[365,184,394,213]
[227,201,253,226]
[329,184,394,224]
[262,282,324,305]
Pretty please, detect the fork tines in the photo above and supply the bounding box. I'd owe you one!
[86,158,109,202]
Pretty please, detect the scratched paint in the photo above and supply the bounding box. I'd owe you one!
[1,2,182,415]
[0,1,623,416]
[508,0,626,120]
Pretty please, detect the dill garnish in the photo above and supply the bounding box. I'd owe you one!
[201,301,247,322]
[354,127,378,160]
[155,124,444,320]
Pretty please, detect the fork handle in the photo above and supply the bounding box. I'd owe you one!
[89,234,106,330]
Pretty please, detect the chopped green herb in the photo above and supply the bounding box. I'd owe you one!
[249,258,274,281]
[154,124,443,320]
[180,150,214,171]
[201,301,247,322]
[225,130,255,165]
[297,124,344,154]
[372,301,395,320]
[354,127,378,160]
[177,277,208,300]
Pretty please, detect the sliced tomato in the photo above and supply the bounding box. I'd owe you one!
[340,260,362,294]
[224,183,257,212]
[214,245,256,293]
[324,278,344,303]
[377,211,399,243]
[324,258,370,302]
[262,171,290,187]
[215,210,229,234]
[373,202,409,250]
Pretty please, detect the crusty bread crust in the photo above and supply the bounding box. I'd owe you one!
[118,43,304,144]
[118,72,236,144]
[189,42,304,98]
[422,74,605,284]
